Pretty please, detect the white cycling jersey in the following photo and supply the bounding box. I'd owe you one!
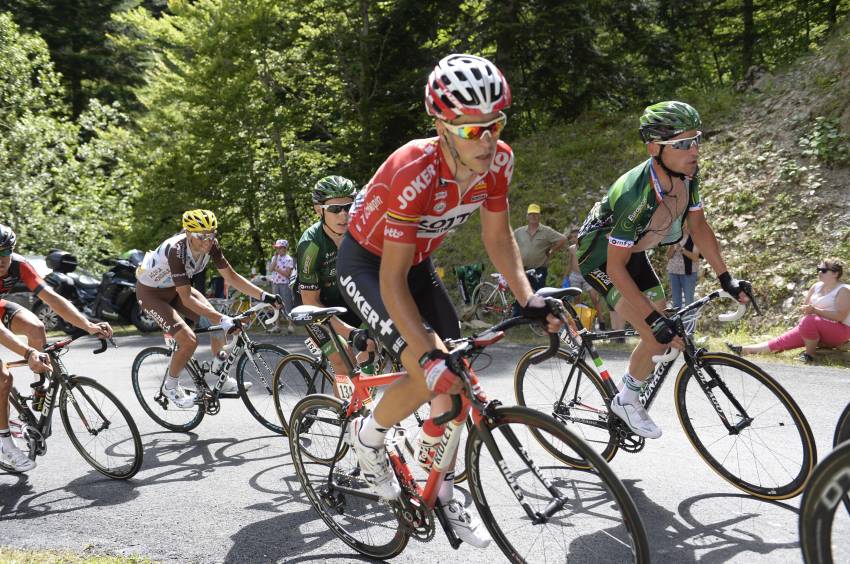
[136,233,229,289]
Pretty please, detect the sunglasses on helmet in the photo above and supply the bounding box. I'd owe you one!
[319,203,353,214]
[654,131,702,150]
[441,112,507,141]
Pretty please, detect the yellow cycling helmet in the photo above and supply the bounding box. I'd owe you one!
[182,209,218,232]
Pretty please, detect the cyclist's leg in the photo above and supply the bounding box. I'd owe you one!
[137,285,198,381]
[8,302,47,352]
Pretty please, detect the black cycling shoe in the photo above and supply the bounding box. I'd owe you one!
[725,342,743,355]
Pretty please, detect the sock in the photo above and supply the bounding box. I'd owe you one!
[164,372,179,390]
[358,412,389,449]
[0,429,14,450]
[617,371,642,404]
[438,471,455,504]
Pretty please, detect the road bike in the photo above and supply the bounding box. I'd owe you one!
[469,269,545,329]
[1,334,142,479]
[272,304,470,483]
[799,400,850,563]
[515,290,817,500]
[287,294,650,562]
[131,303,289,433]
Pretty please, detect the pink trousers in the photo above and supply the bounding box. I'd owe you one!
[768,314,850,352]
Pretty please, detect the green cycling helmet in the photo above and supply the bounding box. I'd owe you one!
[312,175,357,203]
[639,101,701,142]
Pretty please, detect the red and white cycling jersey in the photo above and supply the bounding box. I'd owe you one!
[349,137,513,265]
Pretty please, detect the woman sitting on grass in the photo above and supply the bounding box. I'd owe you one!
[728,258,850,363]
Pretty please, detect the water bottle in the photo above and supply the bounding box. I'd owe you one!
[32,386,46,412]
[416,419,445,472]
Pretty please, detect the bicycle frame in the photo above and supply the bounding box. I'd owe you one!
[558,291,753,435]
[7,336,111,460]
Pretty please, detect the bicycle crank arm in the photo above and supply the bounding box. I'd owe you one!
[434,503,462,549]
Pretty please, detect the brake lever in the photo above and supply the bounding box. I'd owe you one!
[743,285,762,316]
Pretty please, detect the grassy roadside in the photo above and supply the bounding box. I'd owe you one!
[0,547,151,564]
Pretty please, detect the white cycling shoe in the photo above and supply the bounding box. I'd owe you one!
[162,382,197,409]
[610,396,662,439]
[443,499,491,548]
[220,377,251,394]
[348,416,401,500]
[0,441,36,472]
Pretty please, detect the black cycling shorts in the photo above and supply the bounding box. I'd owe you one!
[582,251,665,309]
[293,290,363,352]
[336,234,460,360]
[0,300,24,328]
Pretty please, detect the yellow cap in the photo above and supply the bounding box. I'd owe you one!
[527,203,541,214]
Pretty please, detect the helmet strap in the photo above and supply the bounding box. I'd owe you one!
[441,130,480,182]
[320,210,347,239]
[655,146,687,182]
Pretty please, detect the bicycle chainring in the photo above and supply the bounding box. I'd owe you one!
[204,396,220,415]
[392,492,434,542]
[612,420,645,453]
[22,425,46,456]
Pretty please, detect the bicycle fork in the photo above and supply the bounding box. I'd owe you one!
[475,409,568,524]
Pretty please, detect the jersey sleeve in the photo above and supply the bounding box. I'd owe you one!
[482,143,512,213]
[20,261,45,295]
[296,240,321,291]
[167,242,191,287]
[688,175,703,212]
[383,151,432,245]
[210,240,231,270]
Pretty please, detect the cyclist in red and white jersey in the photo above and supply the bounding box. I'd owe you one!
[0,224,109,472]
[337,54,560,547]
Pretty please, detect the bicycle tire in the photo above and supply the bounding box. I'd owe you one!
[236,343,290,433]
[466,405,649,563]
[60,376,143,479]
[834,402,850,448]
[272,354,335,436]
[514,345,618,469]
[799,441,850,564]
[131,346,204,432]
[289,394,408,559]
[471,281,509,326]
[675,352,817,500]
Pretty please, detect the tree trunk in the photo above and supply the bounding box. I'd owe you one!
[741,0,755,78]
[827,0,839,30]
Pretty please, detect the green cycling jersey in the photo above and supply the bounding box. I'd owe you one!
[577,158,702,274]
[295,220,343,305]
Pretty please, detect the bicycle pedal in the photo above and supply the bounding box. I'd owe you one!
[217,392,240,399]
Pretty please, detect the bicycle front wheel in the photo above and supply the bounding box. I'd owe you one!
[131,346,204,432]
[237,343,290,433]
[272,354,335,435]
[289,394,408,559]
[60,376,143,479]
[675,352,817,500]
[799,441,850,564]
[515,346,618,468]
[466,406,649,563]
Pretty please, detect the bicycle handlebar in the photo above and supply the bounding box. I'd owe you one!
[433,298,566,425]
[651,290,752,363]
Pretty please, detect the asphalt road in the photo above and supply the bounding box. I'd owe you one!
[1,332,848,563]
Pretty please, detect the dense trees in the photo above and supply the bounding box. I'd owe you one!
[0,1,846,270]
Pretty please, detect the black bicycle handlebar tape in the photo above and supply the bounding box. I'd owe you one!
[528,331,561,365]
[433,394,463,427]
[94,339,108,354]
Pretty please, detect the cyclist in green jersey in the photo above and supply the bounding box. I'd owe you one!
[295,176,367,378]
[576,101,752,439]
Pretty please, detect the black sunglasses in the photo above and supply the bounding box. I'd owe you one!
[320,203,353,214]
[817,267,836,273]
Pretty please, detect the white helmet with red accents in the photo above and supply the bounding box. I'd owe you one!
[425,54,511,120]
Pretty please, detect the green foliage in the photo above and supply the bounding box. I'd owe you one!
[0,13,136,268]
[798,116,850,166]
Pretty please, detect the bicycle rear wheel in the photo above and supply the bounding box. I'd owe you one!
[799,441,850,564]
[237,343,290,433]
[289,395,408,559]
[466,406,649,563]
[131,346,204,432]
[515,346,617,469]
[60,376,143,479]
[272,354,335,435]
[675,352,817,500]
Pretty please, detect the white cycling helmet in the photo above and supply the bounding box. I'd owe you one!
[424,54,511,121]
